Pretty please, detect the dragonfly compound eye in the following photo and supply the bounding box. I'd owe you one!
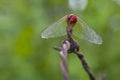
[70,15,77,23]
[67,14,77,24]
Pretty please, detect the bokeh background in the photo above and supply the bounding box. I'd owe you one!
[0,0,120,80]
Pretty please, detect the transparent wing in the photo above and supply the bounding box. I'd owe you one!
[41,15,67,38]
[73,16,102,44]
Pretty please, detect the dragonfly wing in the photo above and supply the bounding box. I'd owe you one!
[41,15,67,38]
[73,16,102,44]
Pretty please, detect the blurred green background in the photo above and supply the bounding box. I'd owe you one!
[0,0,120,80]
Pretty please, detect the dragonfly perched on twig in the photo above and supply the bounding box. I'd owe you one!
[41,14,102,45]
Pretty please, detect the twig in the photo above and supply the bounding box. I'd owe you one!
[54,39,96,80]
[74,50,95,80]
[59,40,70,80]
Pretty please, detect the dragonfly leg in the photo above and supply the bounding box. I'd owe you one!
[67,38,79,53]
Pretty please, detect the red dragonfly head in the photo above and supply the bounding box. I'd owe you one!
[67,14,77,27]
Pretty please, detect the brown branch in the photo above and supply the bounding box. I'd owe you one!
[53,39,96,80]
[74,49,95,80]
[59,40,70,80]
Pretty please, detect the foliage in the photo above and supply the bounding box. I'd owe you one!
[0,0,120,80]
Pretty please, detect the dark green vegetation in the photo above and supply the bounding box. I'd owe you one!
[0,0,120,80]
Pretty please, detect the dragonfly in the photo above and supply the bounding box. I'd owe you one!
[41,14,102,45]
